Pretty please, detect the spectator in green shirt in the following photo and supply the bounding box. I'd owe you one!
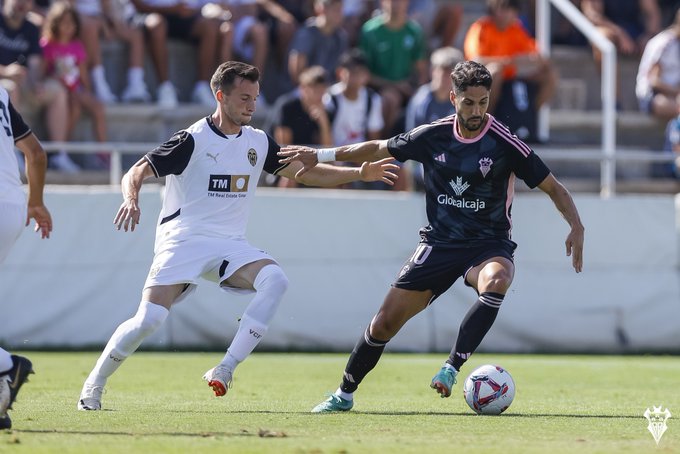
[359,0,428,137]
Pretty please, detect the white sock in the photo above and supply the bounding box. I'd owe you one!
[127,67,144,85]
[336,387,353,401]
[218,314,267,372]
[218,266,287,371]
[0,348,12,374]
[85,301,168,386]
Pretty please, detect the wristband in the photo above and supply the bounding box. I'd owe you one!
[317,148,336,162]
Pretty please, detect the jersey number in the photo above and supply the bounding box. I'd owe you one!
[409,244,433,265]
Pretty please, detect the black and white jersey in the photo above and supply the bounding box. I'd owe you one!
[387,113,550,244]
[0,86,32,204]
[145,116,287,245]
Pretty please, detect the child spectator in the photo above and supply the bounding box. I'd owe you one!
[41,1,109,168]
[274,65,333,187]
[0,0,77,173]
[72,0,151,103]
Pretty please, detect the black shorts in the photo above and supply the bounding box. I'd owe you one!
[165,13,200,41]
[393,239,517,300]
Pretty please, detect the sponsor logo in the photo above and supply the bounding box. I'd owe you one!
[148,265,161,278]
[479,157,493,177]
[247,148,257,166]
[434,153,446,163]
[206,152,219,163]
[208,174,250,198]
[437,194,486,212]
[449,176,470,196]
[644,405,671,445]
[109,354,123,362]
[249,329,262,339]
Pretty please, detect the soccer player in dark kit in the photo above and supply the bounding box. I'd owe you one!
[278,60,584,412]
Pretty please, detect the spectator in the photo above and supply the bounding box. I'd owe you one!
[464,0,557,114]
[41,1,109,169]
[219,1,268,78]
[256,0,300,69]
[636,7,680,121]
[360,0,428,137]
[405,46,462,131]
[0,0,78,172]
[72,0,151,104]
[405,46,462,190]
[273,65,333,187]
[129,0,232,107]
[582,0,661,57]
[288,0,348,85]
[582,0,661,107]
[408,0,463,51]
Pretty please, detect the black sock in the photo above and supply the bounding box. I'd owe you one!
[448,292,504,371]
[340,328,388,394]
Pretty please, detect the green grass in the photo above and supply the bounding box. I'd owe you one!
[1,352,678,453]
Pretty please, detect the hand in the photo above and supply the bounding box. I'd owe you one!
[114,197,141,232]
[278,145,320,178]
[26,204,52,239]
[359,158,399,186]
[565,226,584,273]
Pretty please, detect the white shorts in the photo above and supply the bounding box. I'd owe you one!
[144,236,276,302]
[0,202,26,263]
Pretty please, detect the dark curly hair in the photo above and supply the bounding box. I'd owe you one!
[451,61,493,95]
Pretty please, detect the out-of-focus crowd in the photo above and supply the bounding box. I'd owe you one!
[2,0,680,182]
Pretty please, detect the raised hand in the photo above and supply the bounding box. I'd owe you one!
[359,158,399,186]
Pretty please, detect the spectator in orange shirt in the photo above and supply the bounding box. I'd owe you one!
[464,0,556,114]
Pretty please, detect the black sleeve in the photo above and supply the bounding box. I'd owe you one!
[8,100,31,142]
[386,123,435,163]
[144,130,195,177]
[263,133,288,175]
[512,147,551,189]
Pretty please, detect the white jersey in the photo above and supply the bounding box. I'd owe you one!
[145,116,286,250]
[328,84,383,146]
[636,29,680,100]
[0,86,31,205]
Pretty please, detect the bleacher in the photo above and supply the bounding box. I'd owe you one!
[34,0,675,191]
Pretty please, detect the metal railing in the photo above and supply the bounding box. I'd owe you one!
[40,141,677,189]
[537,0,618,197]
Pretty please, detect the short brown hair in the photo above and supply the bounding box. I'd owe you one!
[210,61,260,95]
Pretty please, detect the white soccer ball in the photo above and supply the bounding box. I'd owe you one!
[463,364,515,415]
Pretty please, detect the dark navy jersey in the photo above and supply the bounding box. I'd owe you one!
[387,113,550,244]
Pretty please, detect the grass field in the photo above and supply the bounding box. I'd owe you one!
[1,352,678,453]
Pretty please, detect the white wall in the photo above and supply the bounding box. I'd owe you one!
[1,187,679,353]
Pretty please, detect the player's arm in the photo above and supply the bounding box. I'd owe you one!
[113,157,156,232]
[278,140,392,179]
[16,132,52,239]
[276,158,398,187]
[537,173,585,273]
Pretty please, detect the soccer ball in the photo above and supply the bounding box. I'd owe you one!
[463,364,515,415]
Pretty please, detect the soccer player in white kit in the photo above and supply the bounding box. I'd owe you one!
[0,86,53,429]
[77,61,398,410]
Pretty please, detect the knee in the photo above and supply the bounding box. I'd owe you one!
[481,270,513,294]
[256,265,289,295]
[134,301,168,334]
[369,312,397,341]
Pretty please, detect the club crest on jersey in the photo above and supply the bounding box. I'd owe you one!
[479,157,493,177]
[247,148,257,166]
[208,174,250,195]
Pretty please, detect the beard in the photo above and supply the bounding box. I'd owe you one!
[459,115,484,131]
